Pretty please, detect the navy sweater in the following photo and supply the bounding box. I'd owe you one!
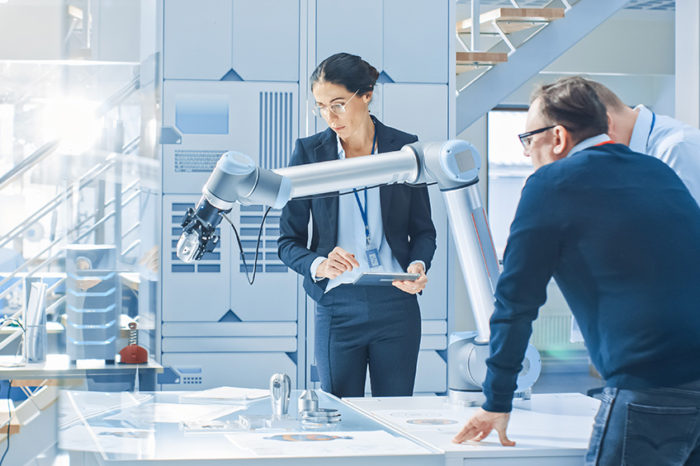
[484,143,700,412]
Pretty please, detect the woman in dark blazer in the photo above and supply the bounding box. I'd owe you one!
[278,53,437,398]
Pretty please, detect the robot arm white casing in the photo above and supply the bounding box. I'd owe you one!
[176,140,541,400]
[176,151,291,263]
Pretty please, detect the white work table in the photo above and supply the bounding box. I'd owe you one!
[0,353,162,391]
[58,389,442,466]
[57,389,599,465]
[344,393,600,466]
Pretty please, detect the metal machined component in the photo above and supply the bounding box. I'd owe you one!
[297,389,319,415]
[270,373,291,418]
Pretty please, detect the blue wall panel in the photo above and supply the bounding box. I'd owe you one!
[161,353,297,390]
[159,1,452,392]
[384,0,448,83]
[233,0,299,82]
[316,0,382,71]
[163,0,232,80]
[162,81,298,194]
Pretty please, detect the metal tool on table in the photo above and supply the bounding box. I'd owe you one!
[269,373,291,418]
[297,389,319,415]
[300,407,341,427]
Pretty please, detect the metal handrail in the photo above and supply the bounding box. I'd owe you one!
[76,211,116,242]
[121,239,141,257]
[122,136,141,155]
[0,185,140,301]
[122,222,140,239]
[0,184,140,302]
[0,140,60,191]
[46,276,65,296]
[0,73,139,194]
[0,160,115,249]
[96,74,140,117]
[0,176,138,293]
[46,296,66,316]
[0,72,145,345]
[0,237,65,292]
[0,66,139,193]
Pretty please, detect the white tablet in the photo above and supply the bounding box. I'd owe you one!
[352,272,420,286]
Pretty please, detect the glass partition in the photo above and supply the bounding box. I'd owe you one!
[0,0,159,363]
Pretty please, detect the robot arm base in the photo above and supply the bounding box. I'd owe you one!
[447,331,541,406]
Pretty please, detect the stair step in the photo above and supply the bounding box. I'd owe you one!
[0,411,21,437]
[457,7,565,34]
[456,51,508,74]
[456,51,508,65]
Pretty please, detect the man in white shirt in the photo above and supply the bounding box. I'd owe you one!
[587,79,700,205]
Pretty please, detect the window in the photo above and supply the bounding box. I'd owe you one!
[486,108,532,259]
[486,109,586,357]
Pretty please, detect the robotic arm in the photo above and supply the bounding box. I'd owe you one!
[176,140,540,402]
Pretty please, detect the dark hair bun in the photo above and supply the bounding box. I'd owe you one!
[366,63,379,85]
[311,52,379,94]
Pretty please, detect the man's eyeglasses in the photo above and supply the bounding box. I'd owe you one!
[518,125,556,149]
[312,90,358,117]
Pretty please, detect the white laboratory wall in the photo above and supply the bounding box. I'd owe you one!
[676,0,700,127]
[158,0,453,394]
[315,0,383,73]
[383,0,448,83]
[163,0,233,80]
[163,0,299,81]
[315,0,447,83]
[0,0,146,62]
[161,80,298,193]
[232,0,299,82]
[92,0,142,62]
[0,2,64,59]
[159,0,303,391]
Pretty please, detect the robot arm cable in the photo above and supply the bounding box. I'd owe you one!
[220,206,271,285]
[218,182,438,286]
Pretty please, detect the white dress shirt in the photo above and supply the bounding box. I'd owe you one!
[630,105,700,205]
[309,137,405,293]
[567,133,612,158]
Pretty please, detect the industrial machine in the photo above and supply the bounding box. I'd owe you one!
[176,140,541,403]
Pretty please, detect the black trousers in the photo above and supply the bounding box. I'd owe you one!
[315,284,421,398]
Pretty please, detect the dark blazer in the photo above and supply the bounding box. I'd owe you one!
[277,117,437,303]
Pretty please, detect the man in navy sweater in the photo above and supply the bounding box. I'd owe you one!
[453,77,700,466]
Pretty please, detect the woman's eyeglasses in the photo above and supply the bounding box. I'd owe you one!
[312,90,358,117]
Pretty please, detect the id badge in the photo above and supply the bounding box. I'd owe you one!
[366,248,381,268]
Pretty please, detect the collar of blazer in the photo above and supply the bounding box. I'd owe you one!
[312,115,397,163]
[311,116,398,241]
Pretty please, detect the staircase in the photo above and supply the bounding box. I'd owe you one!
[455,0,630,134]
[456,6,565,73]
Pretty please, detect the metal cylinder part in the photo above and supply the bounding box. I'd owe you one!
[269,373,291,418]
[297,389,319,415]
